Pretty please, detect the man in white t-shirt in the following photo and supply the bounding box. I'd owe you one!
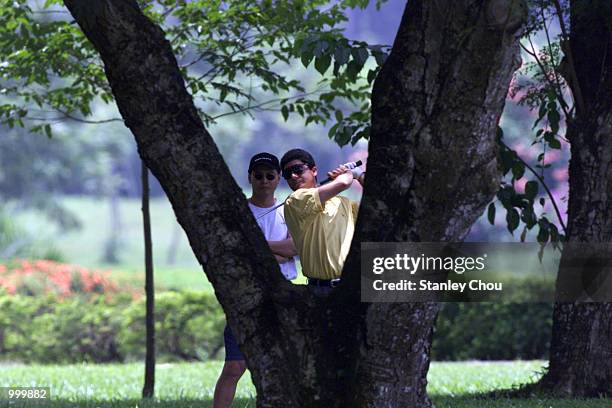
[213,152,297,408]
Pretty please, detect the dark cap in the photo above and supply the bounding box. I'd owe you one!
[248,152,281,173]
[280,148,316,170]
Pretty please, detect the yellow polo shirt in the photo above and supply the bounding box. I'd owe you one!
[284,188,359,279]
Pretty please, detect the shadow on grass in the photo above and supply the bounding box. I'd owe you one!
[0,397,254,408]
[3,396,609,408]
[432,393,611,407]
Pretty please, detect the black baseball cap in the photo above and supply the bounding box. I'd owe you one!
[248,152,281,173]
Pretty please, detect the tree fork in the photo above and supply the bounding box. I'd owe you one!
[63,0,526,406]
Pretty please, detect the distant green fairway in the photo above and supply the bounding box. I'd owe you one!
[0,361,609,407]
[10,194,312,291]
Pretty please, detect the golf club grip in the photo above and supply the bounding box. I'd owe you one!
[320,160,363,185]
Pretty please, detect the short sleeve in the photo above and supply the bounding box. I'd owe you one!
[284,188,323,233]
[285,188,322,215]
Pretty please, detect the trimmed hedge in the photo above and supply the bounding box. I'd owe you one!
[0,291,224,363]
[432,302,553,360]
[0,290,553,363]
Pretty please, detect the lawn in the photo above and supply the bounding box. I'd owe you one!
[10,194,310,291]
[0,361,608,407]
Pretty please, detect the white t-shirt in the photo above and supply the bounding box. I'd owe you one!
[249,200,297,280]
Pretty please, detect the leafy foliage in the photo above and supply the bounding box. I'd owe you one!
[493,127,563,251]
[434,301,552,361]
[0,289,225,363]
[0,284,551,363]
[490,0,572,249]
[0,0,388,146]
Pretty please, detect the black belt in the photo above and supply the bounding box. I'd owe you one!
[308,278,341,288]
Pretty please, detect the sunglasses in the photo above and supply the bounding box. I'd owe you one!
[282,164,309,180]
[253,173,277,181]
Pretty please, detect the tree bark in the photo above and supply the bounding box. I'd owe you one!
[538,0,612,396]
[142,162,155,398]
[62,1,523,406]
[339,1,525,406]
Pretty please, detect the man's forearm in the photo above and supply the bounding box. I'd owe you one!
[317,172,353,204]
[268,238,297,258]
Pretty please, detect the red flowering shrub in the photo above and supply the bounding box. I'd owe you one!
[0,259,118,297]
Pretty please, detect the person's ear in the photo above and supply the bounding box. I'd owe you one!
[311,166,318,177]
[247,173,253,185]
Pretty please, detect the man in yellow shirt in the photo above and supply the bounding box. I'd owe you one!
[280,149,365,295]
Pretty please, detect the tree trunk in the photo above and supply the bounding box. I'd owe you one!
[340,1,525,405]
[62,1,523,406]
[539,0,612,396]
[142,161,155,398]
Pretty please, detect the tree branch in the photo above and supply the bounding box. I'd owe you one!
[552,0,586,114]
[501,140,568,235]
[210,89,325,120]
[540,6,572,121]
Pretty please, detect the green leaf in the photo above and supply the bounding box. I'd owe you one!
[487,202,496,225]
[328,123,339,139]
[334,45,350,65]
[372,50,387,66]
[520,226,527,242]
[497,186,514,208]
[281,105,289,121]
[525,181,539,201]
[351,47,369,66]
[335,126,352,146]
[548,108,560,134]
[548,138,561,149]
[512,161,525,180]
[314,55,331,75]
[506,208,520,234]
[499,149,514,175]
[313,40,329,58]
[44,124,52,139]
[537,225,550,243]
[521,206,537,229]
[345,60,361,80]
[533,100,547,129]
[367,69,377,84]
[301,51,314,68]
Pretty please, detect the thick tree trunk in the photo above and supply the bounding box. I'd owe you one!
[540,111,612,397]
[539,1,612,395]
[339,1,525,406]
[62,1,523,406]
[62,2,302,406]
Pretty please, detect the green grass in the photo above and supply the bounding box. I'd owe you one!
[9,194,310,291]
[0,361,609,407]
[13,195,203,270]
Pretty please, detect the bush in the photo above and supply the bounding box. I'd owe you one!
[0,275,554,363]
[0,292,126,363]
[0,259,119,297]
[433,302,553,360]
[0,290,225,363]
[119,290,225,361]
